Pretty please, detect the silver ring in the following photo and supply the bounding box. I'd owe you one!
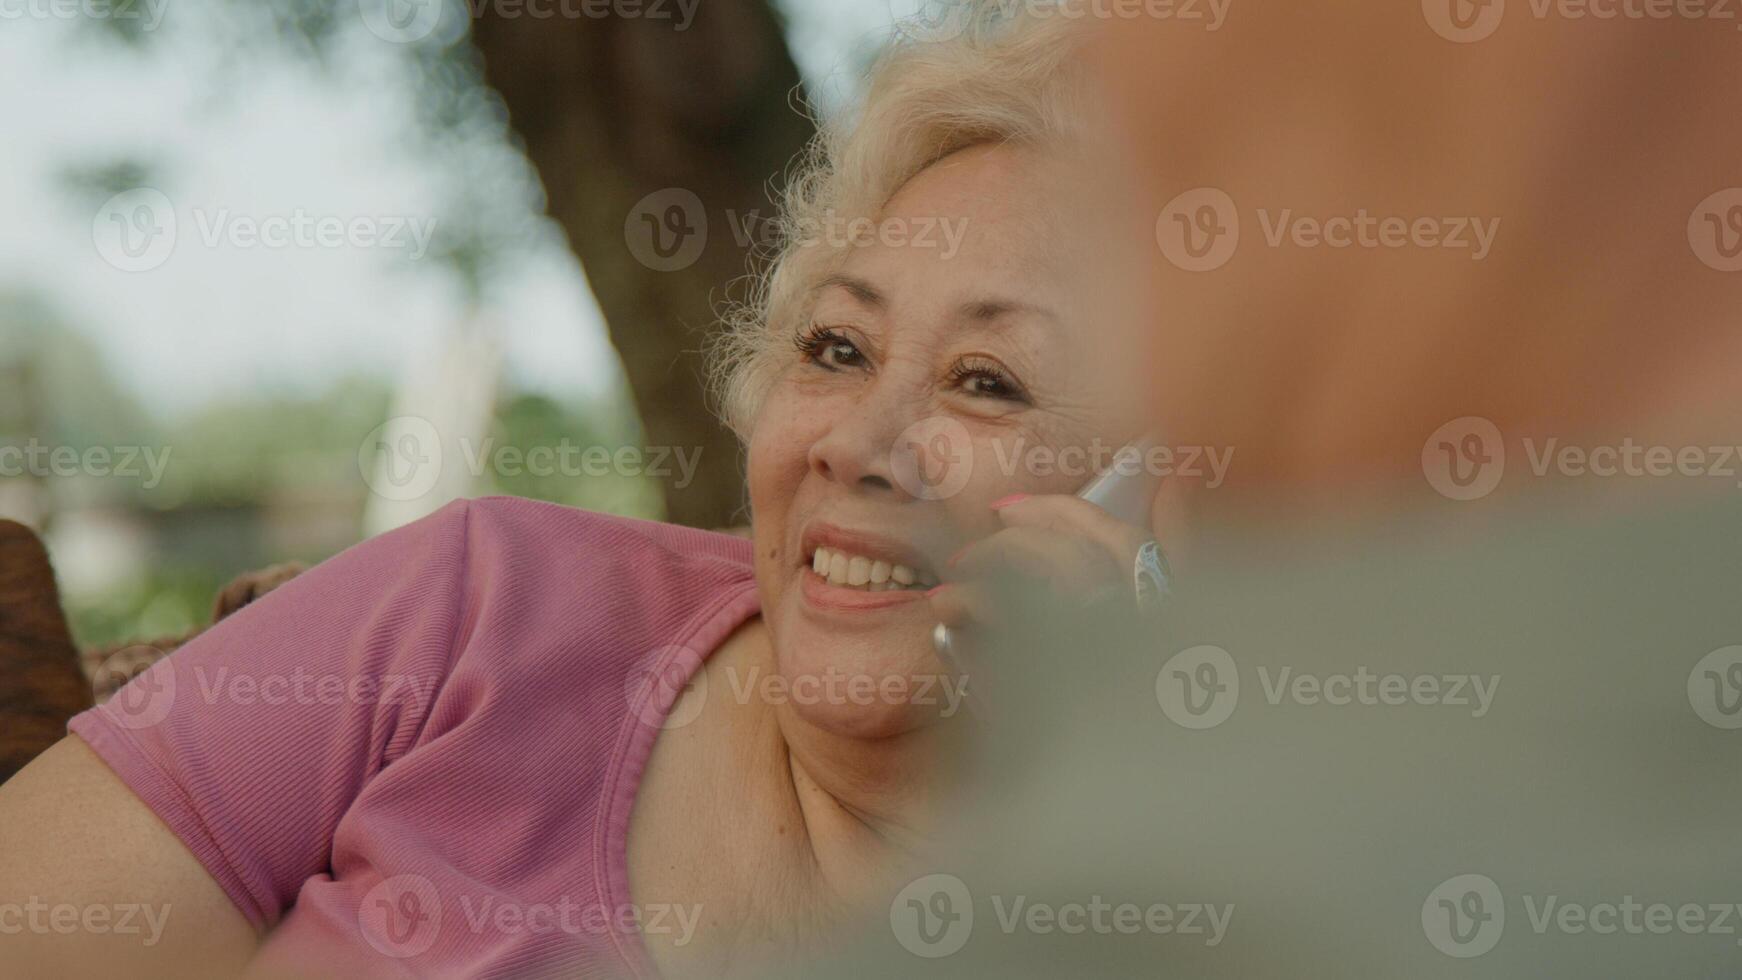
[931,621,956,665]
[1135,538,1172,611]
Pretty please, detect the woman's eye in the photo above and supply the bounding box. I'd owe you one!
[949,362,1029,403]
[797,327,866,371]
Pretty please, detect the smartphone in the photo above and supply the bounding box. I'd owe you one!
[1074,434,1163,525]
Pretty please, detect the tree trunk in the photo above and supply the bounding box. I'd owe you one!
[471,4,813,529]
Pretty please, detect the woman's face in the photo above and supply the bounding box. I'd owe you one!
[747,142,1140,738]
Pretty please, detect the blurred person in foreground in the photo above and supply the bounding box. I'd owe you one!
[804,2,1740,978]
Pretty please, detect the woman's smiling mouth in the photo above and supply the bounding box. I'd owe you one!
[809,546,933,592]
[798,525,940,612]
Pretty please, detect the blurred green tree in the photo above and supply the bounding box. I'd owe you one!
[75,0,817,529]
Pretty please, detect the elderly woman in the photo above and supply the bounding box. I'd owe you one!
[0,8,1166,978]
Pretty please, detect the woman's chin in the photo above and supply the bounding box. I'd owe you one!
[770,611,949,739]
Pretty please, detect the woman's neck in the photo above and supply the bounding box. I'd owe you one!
[730,615,955,887]
[775,702,954,886]
[628,614,957,977]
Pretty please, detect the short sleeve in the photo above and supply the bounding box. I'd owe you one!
[68,499,473,930]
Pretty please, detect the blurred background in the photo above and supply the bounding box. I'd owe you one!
[0,0,930,651]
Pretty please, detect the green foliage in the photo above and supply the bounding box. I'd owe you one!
[483,391,666,521]
[66,564,229,652]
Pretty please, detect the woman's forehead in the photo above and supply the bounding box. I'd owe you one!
[816,157,1084,315]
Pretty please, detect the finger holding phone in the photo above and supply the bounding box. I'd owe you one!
[927,438,1174,690]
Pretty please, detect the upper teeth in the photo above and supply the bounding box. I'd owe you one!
[810,546,934,591]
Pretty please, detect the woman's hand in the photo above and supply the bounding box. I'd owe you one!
[926,492,1158,641]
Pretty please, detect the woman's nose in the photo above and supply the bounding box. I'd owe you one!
[806,390,916,497]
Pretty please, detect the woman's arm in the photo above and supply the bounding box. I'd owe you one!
[0,736,258,978]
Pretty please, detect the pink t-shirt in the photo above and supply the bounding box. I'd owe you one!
[69,497,760,979]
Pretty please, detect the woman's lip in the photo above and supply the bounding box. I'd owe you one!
[800,568,929,612]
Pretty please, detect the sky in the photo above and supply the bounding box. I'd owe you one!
[0,0,921,419]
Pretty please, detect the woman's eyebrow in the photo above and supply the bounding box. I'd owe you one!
[815,274,885,308]
[959,297,1060,325]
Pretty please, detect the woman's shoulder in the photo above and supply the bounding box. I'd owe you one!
[402,496,759,660]
[264,495,752,619]
[460,495,754,573]
[450,495,756,606]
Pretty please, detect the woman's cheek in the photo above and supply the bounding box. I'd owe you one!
[958,433,1082,511]
[747,389,816,481]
